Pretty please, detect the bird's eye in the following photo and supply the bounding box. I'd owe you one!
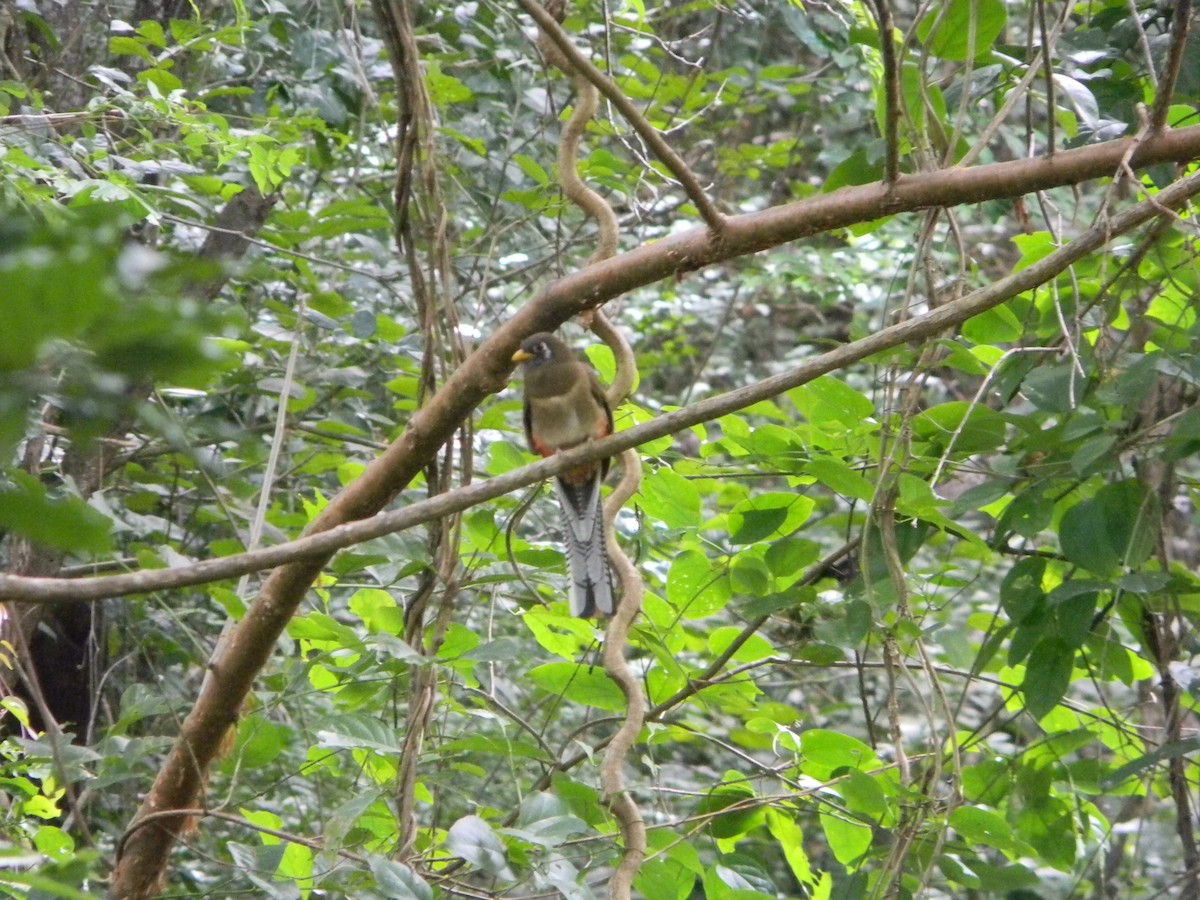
[535,341,547,355]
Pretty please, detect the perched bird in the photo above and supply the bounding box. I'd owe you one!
[512,332,616,617]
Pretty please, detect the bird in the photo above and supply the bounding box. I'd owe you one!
[511,332,616,618]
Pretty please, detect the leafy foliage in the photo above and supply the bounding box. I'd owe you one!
[0,0,1199,898]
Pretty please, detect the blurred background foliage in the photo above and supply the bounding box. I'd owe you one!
[0,0,1199,897]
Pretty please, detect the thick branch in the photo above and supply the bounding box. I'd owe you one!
[6,152,1200,611]
[108,135,1200,897]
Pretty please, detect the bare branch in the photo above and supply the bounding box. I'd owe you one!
[870,0,901,183]
[516,0,726,233]
[1150,0,1194,131]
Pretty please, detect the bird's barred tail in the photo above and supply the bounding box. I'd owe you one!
[554,474,615,618]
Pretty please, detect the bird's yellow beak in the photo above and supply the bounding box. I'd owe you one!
[512,349,533,363]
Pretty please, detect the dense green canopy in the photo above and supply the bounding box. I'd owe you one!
[1,1,1199,897]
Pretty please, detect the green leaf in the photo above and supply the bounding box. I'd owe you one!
[696,782,766,839]
[368,856,434,900]
[764,538,820,582]
[316,715,405,754]
[32,825,74,860]
[1102,738,1200,789]
[728,493,815,545]
[445,815,516,880]
[949,806,1020,855]
[1022,364,1082,414]
[708,627,774,664]
[799,730,878,780]
[913,402,1007,455]
[667,548,731,618]
[963,303,1022,344]
[822,149,882,193]
[841,769,891,823]
[527,663,625,711]
[916,0,1006,61]
[425,61,473,105]
[791,376,875,426]
[513,153,550,186]
[766,810,815,887]
[1058,480,1161,575]
[0,473,111,553]
[1022,637,1075,720]
[639,466,702,527]
[819,810,872,869]
[729,557,770,600]
[805,457,875,501]
[635,860,695,900]
[1000,557,1046,623]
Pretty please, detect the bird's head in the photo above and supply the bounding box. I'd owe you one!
[512,332,570,368]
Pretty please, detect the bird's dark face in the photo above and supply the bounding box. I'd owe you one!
[512,333,566,368]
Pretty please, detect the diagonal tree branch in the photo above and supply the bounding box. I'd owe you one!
[3,129,1199,614]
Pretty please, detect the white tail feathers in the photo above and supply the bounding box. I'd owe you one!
[554,474,615,618]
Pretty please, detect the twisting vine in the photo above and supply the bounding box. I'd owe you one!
[535,3,646,896]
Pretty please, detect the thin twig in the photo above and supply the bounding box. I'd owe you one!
[870,0,901,183]
[516,0,725,233]
[1150,0,1193,131]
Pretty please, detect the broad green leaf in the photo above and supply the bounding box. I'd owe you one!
[838,769,889,822]
[822,149,882,193]
[696,783,766,839]
[1058,480,1161,575]
[0,473,112,554]
[728,493,815,545]
[522,606,593,659]
[916,0,1006,61]
[425,61,473,105]
[819,810,872,869]
[764,538,821,582]
[1022,637,1075,720]
[708,627,774,663]
[635,860,695,900]
[316,714,405,754]
[727,548,768,596]
[949,806,1020,855]
[791,376,875,426]
[368,856,434,900]
[704,854,778,896]
[640,466,702,527]
[799,730,878,780]
[32,826,73,860]
[348,589,405,635]
[1102,738,1200,789]
[446,815,516,880]
[1021,363,1082,414]
[766,810,815,887]
[1014,799,1076,869]
[513,153,550,186]
[1000,556,1046,623]
[667,548,731,618]
[527,663,625,711]
[913,402,1007,454]
[805,457,875,501]
[963,303,1023,344]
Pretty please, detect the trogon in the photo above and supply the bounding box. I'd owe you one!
[512,332,616,617]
